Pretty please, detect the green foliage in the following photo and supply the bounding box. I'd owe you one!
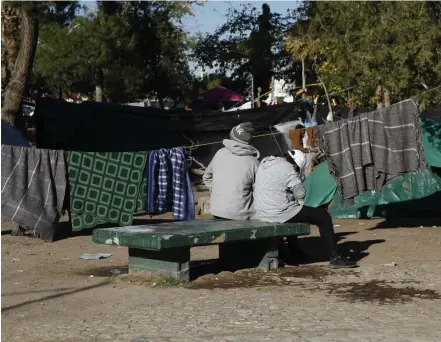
[35,10,131,100]
[286,1,441,107]
[2,1,81,90]
[2,1,81,24]
[122,1,195,105]
[33,1,197,105]
[193,3,298,94]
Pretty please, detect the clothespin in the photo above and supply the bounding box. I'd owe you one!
[326,111,334,122]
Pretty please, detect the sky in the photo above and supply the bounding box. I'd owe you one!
[81,1,301,75]
[82,1,299,34]
[182,1,299,35]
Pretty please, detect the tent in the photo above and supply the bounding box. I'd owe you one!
[1,120,31,147]
[195,86,243,103]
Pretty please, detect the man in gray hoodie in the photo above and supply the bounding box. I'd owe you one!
[203,122,260,220]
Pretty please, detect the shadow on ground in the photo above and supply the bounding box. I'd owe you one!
[1,280,111,313]
[282,232,386,265]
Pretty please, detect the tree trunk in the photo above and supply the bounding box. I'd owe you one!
[1,6,39,135]
[158,96,165,110]
[256,87,261,108]
[1,6,21,88]
[95,84,104,102]
[376,85,391,108]
[95,70,105,102]
[58,85,63,99]
[171,96,181,109]
[383,88,391,107]
[376,85,384,108]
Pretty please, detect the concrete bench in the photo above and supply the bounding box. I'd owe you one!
[92,220,310,281]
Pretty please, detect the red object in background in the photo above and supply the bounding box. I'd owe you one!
[70,93,78,99]
[196,86,243,103]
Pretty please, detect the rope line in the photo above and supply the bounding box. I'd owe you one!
[182,131,283,149]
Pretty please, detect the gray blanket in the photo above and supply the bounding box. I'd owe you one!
[318,99,425,204]
[1,145,66,240]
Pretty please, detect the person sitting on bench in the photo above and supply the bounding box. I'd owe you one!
[203,122,260,220]
[253,149,357,269]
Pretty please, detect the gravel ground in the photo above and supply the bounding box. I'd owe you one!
[2,217,441,342]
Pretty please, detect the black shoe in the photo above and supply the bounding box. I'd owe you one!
[328,255,358,269]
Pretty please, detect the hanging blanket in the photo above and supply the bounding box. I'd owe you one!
[147,147,195,220]
[1,145,66,240]
[169,147,195,221]
[135,153,149,214]
[67,151,147,230]
[318,99,425,205]
[369,99,425,183]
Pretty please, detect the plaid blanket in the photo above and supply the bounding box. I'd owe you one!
[1,145,66,240]
[169,147,195,220]
[147,147,195,220]
[67,151,147,230]
[319,99,425,204]
[147,150,168,215]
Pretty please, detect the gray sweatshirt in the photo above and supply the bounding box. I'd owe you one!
[203,139,260,220]
[253,156,305,223]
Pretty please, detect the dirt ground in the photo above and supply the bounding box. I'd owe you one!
[2,216,441,342]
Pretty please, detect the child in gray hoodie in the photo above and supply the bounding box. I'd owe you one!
[254,150,357,269]
[203,122,260,220]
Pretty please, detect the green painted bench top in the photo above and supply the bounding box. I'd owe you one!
[92,220,310,251]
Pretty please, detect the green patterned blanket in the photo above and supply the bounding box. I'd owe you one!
[67,151,147,231]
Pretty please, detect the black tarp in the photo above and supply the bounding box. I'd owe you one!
[34,98,440,167]
[34,98,300,151]
[34,99,187,152]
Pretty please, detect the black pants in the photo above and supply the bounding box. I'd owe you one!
[213,216,230,220]
[286,205,339,256]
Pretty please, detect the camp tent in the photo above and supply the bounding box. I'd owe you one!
[1,121,31,147]
[195,86,243,103]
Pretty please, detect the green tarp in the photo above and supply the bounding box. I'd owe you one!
[328,167,441,219]
[421,119,441,168]
[304,161,337,208]
[304,118,441,218]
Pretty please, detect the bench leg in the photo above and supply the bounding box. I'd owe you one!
[128,247,191,281]
[219,238,282,272]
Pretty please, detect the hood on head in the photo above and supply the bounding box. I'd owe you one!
[288,149,307,171]
[259,156,285,170]
[223,139,260,157]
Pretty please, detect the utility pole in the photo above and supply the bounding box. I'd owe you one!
[249,73,254,109]
[301,58,307,102]
[271,76,275,105]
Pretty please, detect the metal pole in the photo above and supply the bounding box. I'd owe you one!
[250,74,254,109]
[301,58,306,91]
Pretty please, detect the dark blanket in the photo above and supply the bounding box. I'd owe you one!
[1,145,66,240]
[319,99,425,204]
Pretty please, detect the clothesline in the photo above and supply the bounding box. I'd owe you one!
[182,131,283,150]
[422,84,441,94]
